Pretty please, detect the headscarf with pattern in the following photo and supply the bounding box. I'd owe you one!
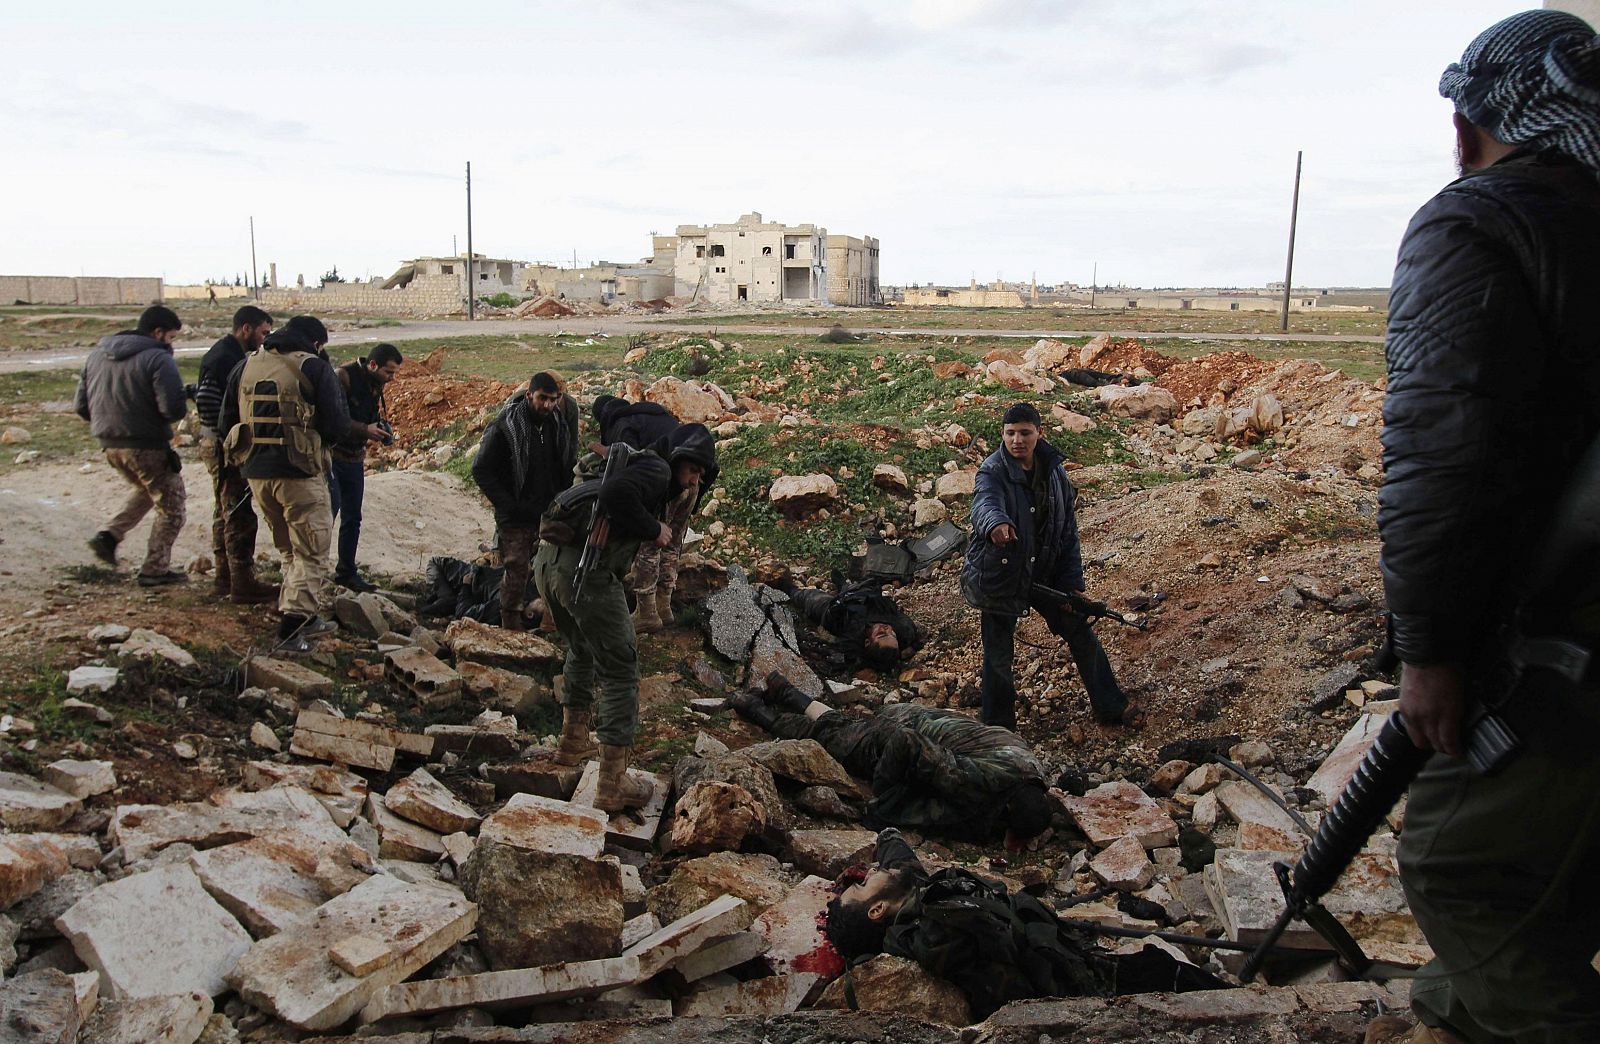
[1439,9,1600,172]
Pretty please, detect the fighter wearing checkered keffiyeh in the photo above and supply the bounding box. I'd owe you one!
[1438,9,1600,172]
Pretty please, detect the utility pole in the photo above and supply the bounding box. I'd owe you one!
[1281,150,1303,333]
[465,161,475,321]
[1091,261,1097,308]
[249,216,259,301]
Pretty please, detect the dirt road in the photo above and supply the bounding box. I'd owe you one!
[0,315,1384,373]
[0,460,493,612]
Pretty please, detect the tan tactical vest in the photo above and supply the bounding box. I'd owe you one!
[225,349,324,475]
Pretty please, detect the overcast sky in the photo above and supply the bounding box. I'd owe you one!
[1,1,1544,289]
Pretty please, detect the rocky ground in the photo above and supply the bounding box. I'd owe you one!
[0,327,1426,1042]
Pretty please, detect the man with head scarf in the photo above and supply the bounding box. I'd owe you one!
[1369,11,1600,1043]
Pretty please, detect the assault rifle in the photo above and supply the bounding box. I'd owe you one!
[1032,582,1150,631]
[571,443,629,605]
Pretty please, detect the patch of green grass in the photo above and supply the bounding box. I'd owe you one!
[61,564,123,584]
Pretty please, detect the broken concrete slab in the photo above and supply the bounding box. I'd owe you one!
[329,934,397,977]
[385,647,462,708]
[703,564,824,698]
[784,828,877,879]
[363,954,639,1022]
[1214,781,1307,846]
[1204,847,1432,966]
[1062,780,1178,850]
[291,709,432,768]
[751,875,843,979]
[243,656,332,699]
[458,661,549,715]
[70,970,99,1023]
[1089,835,1155,891]
[57,864,251,999]
[41,759,117,801]
[384,768,481,836]
[1305,712,1387,808]
[365,793,446,863]
[485,754,582,802]
[238,761,367,829]
[441,831,473,868]
[444,617,561,672]
[621,912,661,950]
[669,930,770,983]
[190,828,374,937]
[478,793,607,856]
[624,893,750,979]
[571,760,670,851]
[228,874,475,1031]
[422,724,520,760]
[676,972,819,1017]
[0,968,81,1043]
[9,868,100,940]
[289,727,395,773]
[109,792,332,864]
[0,772,82,830]
[81,991,212,1044]
[0,833,73,910]
[814,953,971,1026]
[739,739,857,792]
[113,629,196,670]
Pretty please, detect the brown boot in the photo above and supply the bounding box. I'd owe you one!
[553,708,599,766]
[212,557,231,598]
[631,592,663,634]
[655,588,675,626]
[229,569,280,605]
[595,744,654,812]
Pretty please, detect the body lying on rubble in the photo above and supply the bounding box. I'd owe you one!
[731,672,1052,846]
[771,575,924,673]
[825,828,1225,1019]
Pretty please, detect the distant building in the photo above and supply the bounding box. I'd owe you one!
[825,235,883,306]
[385,255,527,298]
[667,213,827,305]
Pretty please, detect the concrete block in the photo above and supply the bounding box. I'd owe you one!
[238,761,367,828]
[623,893,750,979]
[422,723,520,759]
[484,755,582,801]
[363,954,639,1022]
[329,934,396,976]
[621,912,660,950]
[384,768,480,835]
[0,771,82,830]
[443,616,562,671]
[1305,712,1386,808]
[572,760,671,851]
[333,593,388,640]
[228,874,475,1030]
[1061,780,1179,849]
[190,828,373,937]
[783,828,877,879]
[293,709,432,756]
[244,657,332,699]
[385,647,461,708]
[288,730,395,772]
[478,793,607,856]
[365,793,446,862]
[676,972,818,1016]
[41,759,117,800]
[81,991,212,1044]
[57,864,251,999]
[751,876,843,978]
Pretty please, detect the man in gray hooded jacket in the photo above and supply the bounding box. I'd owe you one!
[75,305,190,587]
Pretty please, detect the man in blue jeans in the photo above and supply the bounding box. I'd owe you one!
[329,343,402,591]
[961,403,1141,730]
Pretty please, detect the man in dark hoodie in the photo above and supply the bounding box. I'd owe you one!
[471,372,577,630]
[961,403,1140,730]
[193,304,275,603]
[590,394,718,633]
[76,305,190,587]
[534,424,717,810]
[328,342,403,592]
[218,315,354,650]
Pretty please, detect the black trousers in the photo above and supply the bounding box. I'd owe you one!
[980,598,1127,729]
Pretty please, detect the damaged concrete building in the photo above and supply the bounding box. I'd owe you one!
[666,213,881,307]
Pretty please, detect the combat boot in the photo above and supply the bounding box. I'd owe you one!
[763,672,814,715]
[655,587,675,626]
[212,557,232,598]
[230,568,280,605]
[553,708,599,766]
[595,744,654,812]
[632,592,663,634]
[729,689,779,731]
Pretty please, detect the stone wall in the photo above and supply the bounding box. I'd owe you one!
[260,274,463,317]
[1,275,163,306]
[165,284,252,301]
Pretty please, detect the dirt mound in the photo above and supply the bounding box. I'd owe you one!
[1082,337,1178,377]
[1154,351,1278,408]
[386,351,519,451]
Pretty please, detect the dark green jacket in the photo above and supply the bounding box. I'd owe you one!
[866,704,1044,841]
